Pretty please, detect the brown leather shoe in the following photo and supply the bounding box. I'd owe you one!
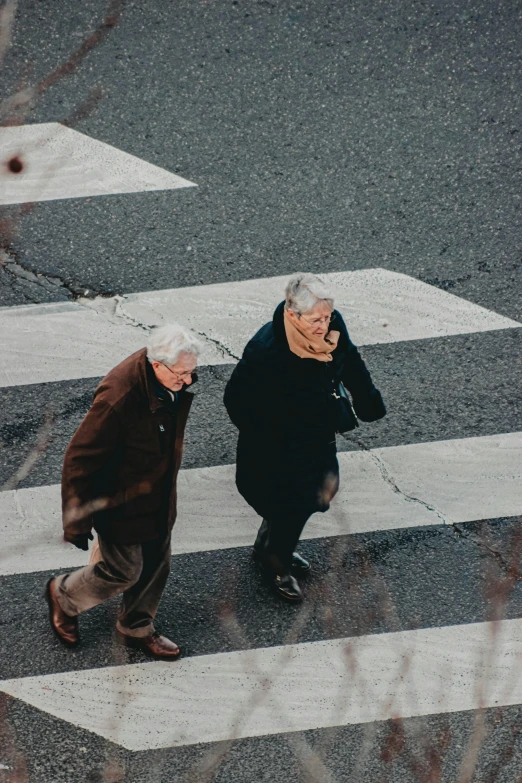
[115,630,181,660]
[45,577,79,646]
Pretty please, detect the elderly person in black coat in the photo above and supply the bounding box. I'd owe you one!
[224,272,386,602]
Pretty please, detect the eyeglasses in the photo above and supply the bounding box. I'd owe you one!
[298,313,333,327]
[160,363,194,382]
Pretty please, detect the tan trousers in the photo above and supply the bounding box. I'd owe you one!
[55,533,171,638]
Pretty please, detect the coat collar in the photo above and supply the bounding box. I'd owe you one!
[143,352,164,412]
[272,301,290,351]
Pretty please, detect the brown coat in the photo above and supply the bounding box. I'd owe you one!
[62,348,193,544]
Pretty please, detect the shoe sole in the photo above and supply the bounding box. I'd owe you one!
[273,581,304,602]
[45,578,79,647]
[115,632,181,661]
[276,589,303,602]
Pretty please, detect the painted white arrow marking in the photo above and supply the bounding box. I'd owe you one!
[0,123,196,205]
[2,619,522,750]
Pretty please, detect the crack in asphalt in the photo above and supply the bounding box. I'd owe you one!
[342,434,522,578]
[191,329,241,362]
[2,250,239,361]
[0,249,115,302]
[452,521,522,580]
[112,296,152,332]
[78,295,241,364]
[117,297,164,331]
[342,434,454,526]
[76,294,152,333]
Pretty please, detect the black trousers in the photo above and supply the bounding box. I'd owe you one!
[254,514,311,575]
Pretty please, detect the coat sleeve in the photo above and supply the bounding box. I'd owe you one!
[61,399,123,535]
[336,312,387,423]
[224,350,281,433]
[223,358,251,431]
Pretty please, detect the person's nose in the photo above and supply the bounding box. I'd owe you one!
[185,375,193,386]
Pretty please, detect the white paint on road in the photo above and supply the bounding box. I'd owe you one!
[2,618,522,750]
[1,431,520,576]
[0,268,518,387]
[0,123,196,205]
[0,300,142,388]
[119,267,520,358]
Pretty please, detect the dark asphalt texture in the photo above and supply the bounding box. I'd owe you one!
[3,696,521,783]
[0,0,520,323]
[1,0,521,781]
[1,516,521,682]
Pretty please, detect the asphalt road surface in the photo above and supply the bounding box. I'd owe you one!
[0,1,521,782]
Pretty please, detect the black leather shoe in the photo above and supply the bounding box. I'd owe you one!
[291,552,311,574]
[273,573,303,602]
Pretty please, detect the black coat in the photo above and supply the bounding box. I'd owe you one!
[224,302,386,520]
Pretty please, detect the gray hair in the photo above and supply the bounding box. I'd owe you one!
[284,272,334,314]
[146,323,202,367]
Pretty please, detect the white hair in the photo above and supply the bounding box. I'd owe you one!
[284,272,334,314]
[146,323,202,367]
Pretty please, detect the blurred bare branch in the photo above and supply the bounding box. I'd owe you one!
[0,409,53,492]
[0,0,125,122]
[0,0,17,69]
[0,692,28,783]
[62,85,104,129]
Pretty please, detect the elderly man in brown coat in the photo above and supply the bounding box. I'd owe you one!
[46,323,200,660]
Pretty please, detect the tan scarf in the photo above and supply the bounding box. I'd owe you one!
[284,309,340,362]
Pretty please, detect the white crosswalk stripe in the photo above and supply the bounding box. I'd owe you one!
[1,431,521,577]
[2,618,521,751]
[0,123,196,206]
[0,267,519,387]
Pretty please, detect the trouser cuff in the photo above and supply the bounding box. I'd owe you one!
[53,573,80,617]
[116,620,155,638]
